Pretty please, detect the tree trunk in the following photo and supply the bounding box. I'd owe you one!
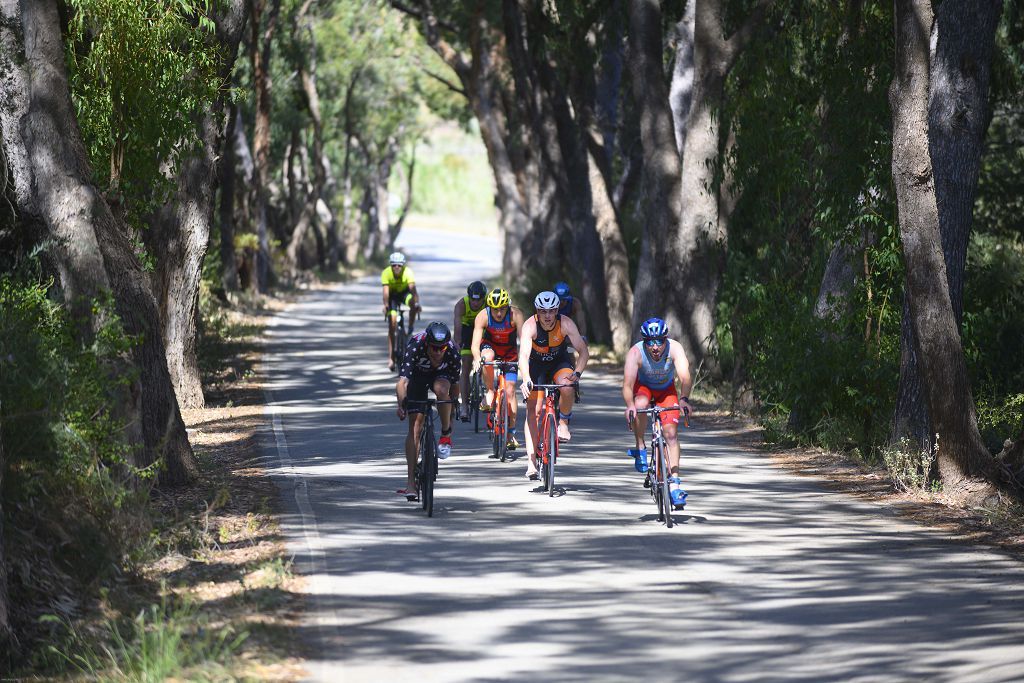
[146,1,246,410]
[0,386,9,647]
[891,0,1003,454]
[669,0,696,157]
[628,0,682,332]
[219,102,240,292]
[889,0,999,501]
[20,0,196,485]
[247,0,282,292]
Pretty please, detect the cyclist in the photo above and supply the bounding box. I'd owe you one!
[395,321,461,501]
[382,252,420,371]
[470,287,526,450]
[553,281,587,339]
[622,317,693,508]
[453,280,488,421]
[518,291,588,480]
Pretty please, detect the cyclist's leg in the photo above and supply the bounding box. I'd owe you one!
[553,363,576,441]
[525,358,546,476]
[404,292,416,332]
[480,345,497,407]
[433,377,453,435]
[632,384,652,448]
[656,388,682,476]
[387,293,400,367]
[502,359,520,446]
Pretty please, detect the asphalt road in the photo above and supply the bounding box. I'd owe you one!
[262,226,1024,682]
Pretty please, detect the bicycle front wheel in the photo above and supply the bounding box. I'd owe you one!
[659,443,673,528]
[419,424,435,516]
[497,395,509,462]
[545,413,558,496]
[393,326,407,371]
[471,373,482,433]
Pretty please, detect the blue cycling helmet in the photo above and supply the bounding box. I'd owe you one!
[553,281,571,299]
[640,317,669,341]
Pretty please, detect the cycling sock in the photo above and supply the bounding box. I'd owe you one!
[558,410,572,422]
[441,427,452,437]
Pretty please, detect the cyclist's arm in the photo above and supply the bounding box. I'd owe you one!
[563,317,589,377]
[382,284,390,310]
[672,340,693,402]
[517,317,536,382]
[396,376,409,405]
[409,283,420,309]
[444,346,462,398]
[470,309,486,365]
[573,299,588,338]
[622,347,640,407]
[453,299,465,346]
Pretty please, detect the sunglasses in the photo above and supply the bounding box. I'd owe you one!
[427,343,447,352]
[644,338,667,347]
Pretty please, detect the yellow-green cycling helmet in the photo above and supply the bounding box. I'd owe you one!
[486,287,510,309]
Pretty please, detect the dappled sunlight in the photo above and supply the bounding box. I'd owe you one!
[259,226,1024,682]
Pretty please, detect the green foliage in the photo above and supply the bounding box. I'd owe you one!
[407,121,496,219]
[719,0,901,454]
[1,277,145,665]
[881,439,936,492]
[39,591,247,680]
[66,0,221,221]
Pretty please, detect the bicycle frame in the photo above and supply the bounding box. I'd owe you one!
[387,304,407,371]
[529,381,578,497]
[483,360,517,462]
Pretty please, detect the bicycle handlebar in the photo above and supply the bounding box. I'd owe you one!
[627,404,691,429]
[403,398,459,407]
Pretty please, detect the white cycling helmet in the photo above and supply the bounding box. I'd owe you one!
[389,252,406,265]
[534,290,560,310]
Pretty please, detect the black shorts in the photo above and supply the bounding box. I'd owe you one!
[460,324,473,355]
[528,355,574,386]
[388,290,413,313]
[405,371,454,414]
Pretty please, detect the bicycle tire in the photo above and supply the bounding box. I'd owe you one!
[498,392,509,462]
[652,441,665,522]
[393,324,407,371]
[491,395,501,458]
[659,442,673,528]
[420,420,434,515]
[546,413,558,496]
[471,372,482,433]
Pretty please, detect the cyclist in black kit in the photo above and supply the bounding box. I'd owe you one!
[395,322,461,499]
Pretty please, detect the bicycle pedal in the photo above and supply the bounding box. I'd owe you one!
[643,474,651,489]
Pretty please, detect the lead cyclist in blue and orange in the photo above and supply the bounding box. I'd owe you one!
[622,317,693,508]
[381,252,420,371]
[470,287,526,451]
[517,291,589,480]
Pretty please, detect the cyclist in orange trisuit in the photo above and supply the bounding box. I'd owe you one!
[622,317,693,508]
[518,291,588,480]
[381,252,420,371]
[471,287,526,450]
[453,280,488,421]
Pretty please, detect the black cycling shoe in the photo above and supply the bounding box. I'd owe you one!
[643,473,651,489]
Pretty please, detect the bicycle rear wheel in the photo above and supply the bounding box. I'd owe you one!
[659,442,673,528]
[545,413,558,496]
[651,442,665,522]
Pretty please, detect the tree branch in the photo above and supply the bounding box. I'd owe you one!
[722,0,776,72]
[423,68,466,96]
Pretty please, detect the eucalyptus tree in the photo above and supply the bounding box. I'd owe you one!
[889,0,1011,501]
[0,0,196,484]
[891,0,1004,460]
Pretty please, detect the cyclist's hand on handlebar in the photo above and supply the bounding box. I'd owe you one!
[625,407,636,427]
[680,397,692,417]
[397,398,407,421]
[520,380,533,401]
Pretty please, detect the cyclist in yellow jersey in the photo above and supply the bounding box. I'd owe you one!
[453,280,488,420]
[382,252,420,371]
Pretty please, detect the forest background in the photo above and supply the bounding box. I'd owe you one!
[0,0,1022,675]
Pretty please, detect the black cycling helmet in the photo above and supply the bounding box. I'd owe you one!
[467,281,487,299]
[425,321,452,346]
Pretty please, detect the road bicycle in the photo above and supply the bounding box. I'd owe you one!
[482,360,518,462]
[406,398,457,517]
[528,381,579,497]
[629,405,688,528]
